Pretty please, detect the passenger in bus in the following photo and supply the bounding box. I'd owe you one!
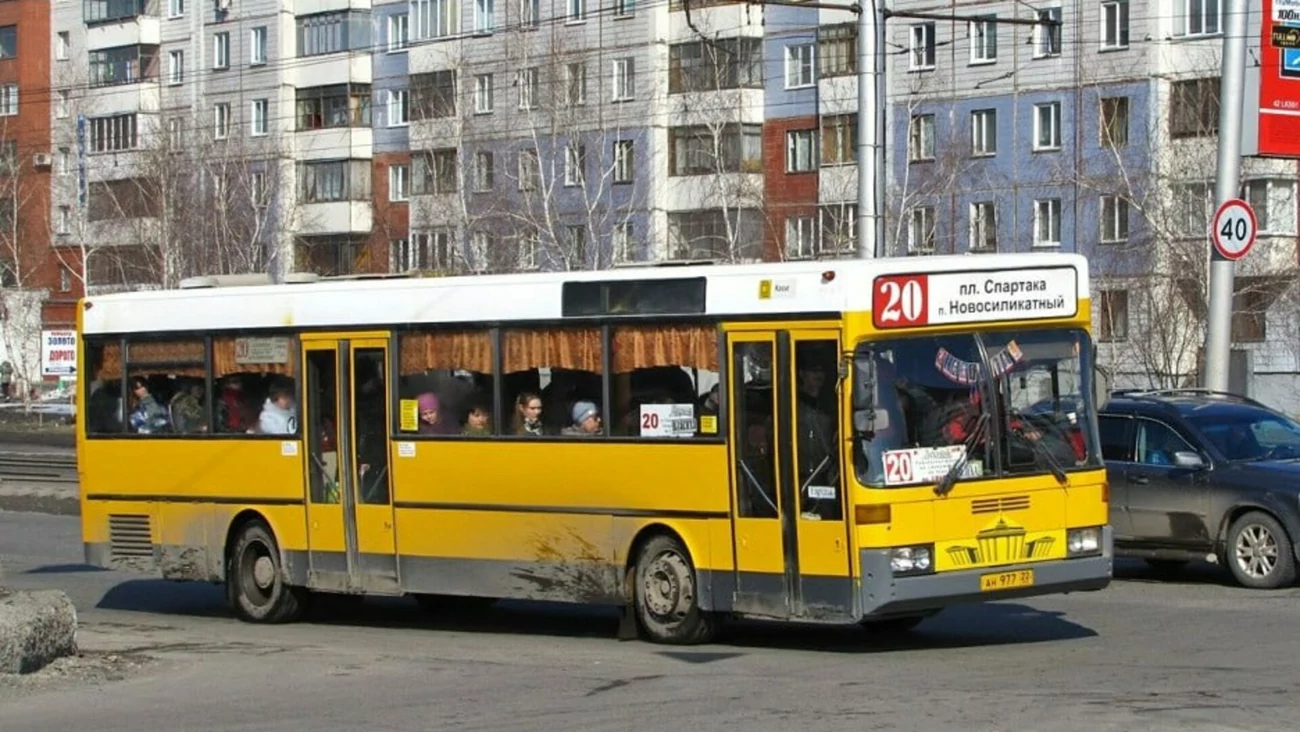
[169,381,206,433]
[795,358,838,518]
[257,383,298,435]
[563,401,602,436]
[217,377,253,433]
[513,392,544,436]
[128,377,171,434]
[462,400,491,436]
[415,392,457,434]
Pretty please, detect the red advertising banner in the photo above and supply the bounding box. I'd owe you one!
[1257,0,1300,156]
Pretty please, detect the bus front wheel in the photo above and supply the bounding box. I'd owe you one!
[633,535,716,645]
[228,520,306,624]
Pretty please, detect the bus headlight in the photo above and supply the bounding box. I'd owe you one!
[890,545,934,575]
[1067,527,1101,556]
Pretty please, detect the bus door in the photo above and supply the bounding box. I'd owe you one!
[301,335,399,594]
[726,329,854,618]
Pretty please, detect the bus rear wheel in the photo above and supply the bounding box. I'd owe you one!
[228,520,306,624]
[633,535,716,645]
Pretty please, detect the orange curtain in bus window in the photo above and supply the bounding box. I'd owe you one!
[126,340,206,378]
[399,331,493,375]
[212,336,296,377]
[503,329,602,373]
[94,342,124,380]
[611,325,718,372]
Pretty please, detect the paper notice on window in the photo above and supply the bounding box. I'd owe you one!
[639,404,697,437]
[882,445,982,486]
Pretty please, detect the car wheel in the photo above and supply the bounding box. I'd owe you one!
[634,535,716,645]
[228,520,307,623]
[1226,511,1297,590]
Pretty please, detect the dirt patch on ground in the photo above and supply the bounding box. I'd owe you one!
[0,650,155,697]
[0,408,73,437]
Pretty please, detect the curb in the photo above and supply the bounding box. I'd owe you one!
[0,493,80,516]
[0,588,79,674]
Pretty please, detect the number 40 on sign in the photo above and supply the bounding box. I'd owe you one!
[1210,198,1257,261]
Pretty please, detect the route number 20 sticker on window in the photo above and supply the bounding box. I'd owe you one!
[883,445,983,486]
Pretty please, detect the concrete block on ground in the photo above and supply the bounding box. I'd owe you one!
[0,588,78,674]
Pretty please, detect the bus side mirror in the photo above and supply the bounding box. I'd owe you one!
[853,359,876,412]
[1094,364,1113,411]
[854,408,891,433]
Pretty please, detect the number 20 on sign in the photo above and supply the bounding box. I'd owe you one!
[873,274,929,328]
[1210,198,1257,262]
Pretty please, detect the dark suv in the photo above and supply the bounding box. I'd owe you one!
[1099,389,1300,589]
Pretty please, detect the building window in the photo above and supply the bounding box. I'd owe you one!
[669,38,762,93]
[1034,8,1062,58]
[1033,102,1061,150]
[167,0,183,17]
[909,114,934,162]
[1232,278,1274,343]
[818,24,855,77]
[388,13,409,51]
[969,16,997,63]
[251,99,267,136]
[214,103,230,139]
[395,230,453,271]
[785,216,817,259]
[89,46,156,87]
[786,129,816,173]
[213,32,230,69]
[1170,77,1220,138]
[296,84,373,129]
[475,0,495,32]
[411,0,458,39]
[57,32,70,61]
[1034,198,1062,247]
[517,67,538,110]
[251,27,267,64]
[1243,179,1297,234]
[0,26,14,60]
[565,63,587,106]
[168,50,184,85]
[298,11,373,56]
[389,164,410,201]
[413,149,459,195]
[89,113,138,152]
[669,209,763,260]
[819,204,856,254]
[58,147,71,176]
[1101,0,1129,49]
[910,23,935,70]
[60,269,72,292]
[908,206,935,253]
[84,0,150,23]
[613,58,635,100]
[57,90,69,118]
[300,160,370,203]
[613,140,634,183]
[1175,0,1221,37]
[1100,195,1129,243]
[564,144,585,186]
[971,108,996,155]
[167,117,182,146]
[520,0,539,27]
[1098,290,1128,342]
[1100,96,1129,148]
[668,124,763,176]
[474,151,494,191]
[517,148,539,190]
[473,74,492,114]
[970,202,997,251]
[611,223,632,263]
[388,89,409,127]
[57,206,71,235]
[568,0,586,22]
[613,0,634,17]
[785,43,815,88]
[821,114,856,165]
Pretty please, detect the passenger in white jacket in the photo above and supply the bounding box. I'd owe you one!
[257,384,298,435]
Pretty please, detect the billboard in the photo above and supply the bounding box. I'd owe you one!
[41,330,77,378]
[1252,0,1300,156]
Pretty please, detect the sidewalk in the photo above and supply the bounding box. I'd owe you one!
[0,479,78,516]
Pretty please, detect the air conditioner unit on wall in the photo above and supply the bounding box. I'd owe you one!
[32,153,52,168]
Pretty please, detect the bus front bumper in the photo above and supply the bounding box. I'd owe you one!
[859,526,1113,618]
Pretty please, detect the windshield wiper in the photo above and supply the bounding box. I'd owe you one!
[1014,418,1068,485]
[935,411,989,497]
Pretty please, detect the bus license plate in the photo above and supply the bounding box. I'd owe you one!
[980,569,1034,592]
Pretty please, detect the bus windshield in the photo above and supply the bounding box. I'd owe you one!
[852,327,1103,489]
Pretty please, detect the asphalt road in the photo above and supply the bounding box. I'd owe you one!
[1,511,1297,731]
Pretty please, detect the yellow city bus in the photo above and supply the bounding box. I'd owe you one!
[76,252,1111,644]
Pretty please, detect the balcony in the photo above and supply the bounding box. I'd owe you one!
[289,52,372,88]
[295,158,373,234]
[85,0,160,50]
[296,201,373,235]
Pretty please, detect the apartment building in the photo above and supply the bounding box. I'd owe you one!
[884,0,1300,407]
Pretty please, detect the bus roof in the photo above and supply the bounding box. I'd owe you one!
[79,252,1091,336]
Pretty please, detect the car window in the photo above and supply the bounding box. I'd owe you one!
[1098,415,1133,462]
[1135,419,1194,466]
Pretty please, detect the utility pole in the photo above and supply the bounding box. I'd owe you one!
[856,0,887,259]
[1202,0,1250,391]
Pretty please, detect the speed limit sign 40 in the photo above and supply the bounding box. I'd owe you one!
[1210,198,1257,261]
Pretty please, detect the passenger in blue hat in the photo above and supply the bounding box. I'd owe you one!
[563,400,602,436]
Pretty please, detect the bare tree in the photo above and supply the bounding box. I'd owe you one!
[0,117,53,401]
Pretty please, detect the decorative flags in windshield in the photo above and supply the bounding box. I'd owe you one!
[934,341,1024,386]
